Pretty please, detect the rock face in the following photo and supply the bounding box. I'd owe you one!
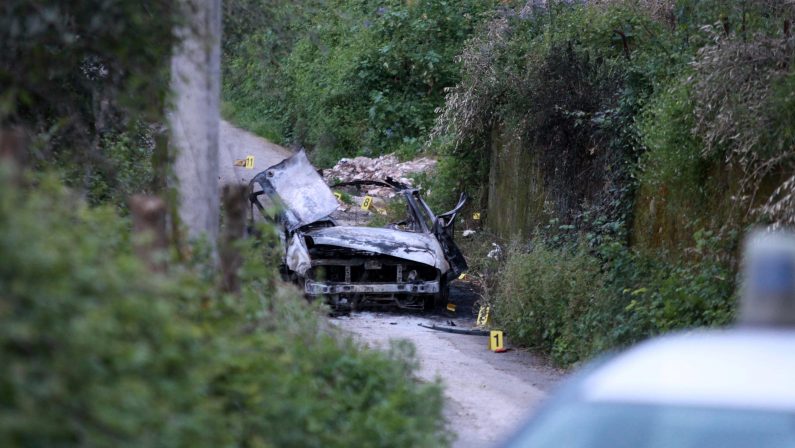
[323,154,437,198]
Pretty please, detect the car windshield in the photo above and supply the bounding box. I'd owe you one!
[511,402,795,448]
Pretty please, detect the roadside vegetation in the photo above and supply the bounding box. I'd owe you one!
[222,0,500,166]
[1,2,449,445]
[225,0,795,367]
[0,170,447,446]
[431,0,795,366]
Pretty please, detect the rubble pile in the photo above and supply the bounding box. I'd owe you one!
[323,154,437,198]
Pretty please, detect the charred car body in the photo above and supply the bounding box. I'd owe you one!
[248,151,467,310]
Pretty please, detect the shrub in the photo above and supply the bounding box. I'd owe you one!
[493,237,735,367]
[433,0,779,369]
[222,0,498,165]
[0,169,449,447]
[494,242,606,366]
[429,0,659,222]
[1,0,177,205]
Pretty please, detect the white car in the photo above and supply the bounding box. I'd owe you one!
[503,231,795,448]
[503,329,795,447]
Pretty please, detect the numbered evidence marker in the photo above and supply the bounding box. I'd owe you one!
[489,330,507,352]
[476,306,491,328]
[446,303,457,312]
[333,192,342,201]
[244,155,255,169]
[472,212,481,220]
[361,195,373,211]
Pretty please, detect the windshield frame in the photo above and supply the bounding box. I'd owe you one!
[506,400,795,448]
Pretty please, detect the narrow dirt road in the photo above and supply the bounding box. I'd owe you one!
[216,121,563,446]
[334,292,563,448]
[217,119,292,187]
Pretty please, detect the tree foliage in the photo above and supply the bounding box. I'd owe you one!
[222,0,500,166]
[0,167,449,447]
[1,0,178,205]
[431,0,795,365]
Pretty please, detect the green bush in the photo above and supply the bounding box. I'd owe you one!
[428,0,794,368]
[1,0,177,205]
[493,237,735,367]
[494,242,605,366]
[222,0,498,165]
[0,169,449,447]
[221,0,321,143]
[429,1,660,220]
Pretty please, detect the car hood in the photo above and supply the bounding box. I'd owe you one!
[250,150,339,231]
[305,226,449,270]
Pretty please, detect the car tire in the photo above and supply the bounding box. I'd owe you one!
[425,277,449,311]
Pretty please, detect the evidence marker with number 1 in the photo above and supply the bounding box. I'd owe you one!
[489,330,507,353]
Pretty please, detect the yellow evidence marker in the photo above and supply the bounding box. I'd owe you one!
[476,306,491,328]
[361,195,373,211]
[446,303,456,312]
[458,273,467,281]
[489,330,505,352]
[472,212,481,220]
[333,192,342,201]
[244,155,255,169]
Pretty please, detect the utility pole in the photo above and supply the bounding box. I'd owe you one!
[169,0,222,252]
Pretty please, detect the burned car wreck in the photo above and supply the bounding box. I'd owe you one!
[248,151,467,310]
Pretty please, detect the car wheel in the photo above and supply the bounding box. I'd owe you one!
[425,277,449,311]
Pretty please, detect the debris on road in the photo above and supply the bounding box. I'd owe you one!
[418,322,490,336]
[323,154,437,198]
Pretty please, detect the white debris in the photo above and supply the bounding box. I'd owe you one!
[462,229,477,237]
[323,154,437,198]
[487,243,503,260]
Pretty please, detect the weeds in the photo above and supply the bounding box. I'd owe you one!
[490,235,735,367]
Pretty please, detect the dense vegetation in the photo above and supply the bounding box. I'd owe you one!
[222,0,499,166]
[433,0,795,366]
[0,170,447,446]
[1,0,177,206]
[1,1,448,445]
[224,0,795,367]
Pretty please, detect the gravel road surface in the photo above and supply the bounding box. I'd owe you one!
[218,120,292,187]
[334,305,563,448]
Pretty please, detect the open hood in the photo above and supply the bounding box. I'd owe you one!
[249,150,338,231]
[305,226,449,270]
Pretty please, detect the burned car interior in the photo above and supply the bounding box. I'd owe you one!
[248,151,468,310]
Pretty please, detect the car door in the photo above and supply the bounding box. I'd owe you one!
[430,193,469,277]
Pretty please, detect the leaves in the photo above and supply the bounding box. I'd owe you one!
[0,169,450,447]
[223,0,498,164]
[1,0,177,202]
